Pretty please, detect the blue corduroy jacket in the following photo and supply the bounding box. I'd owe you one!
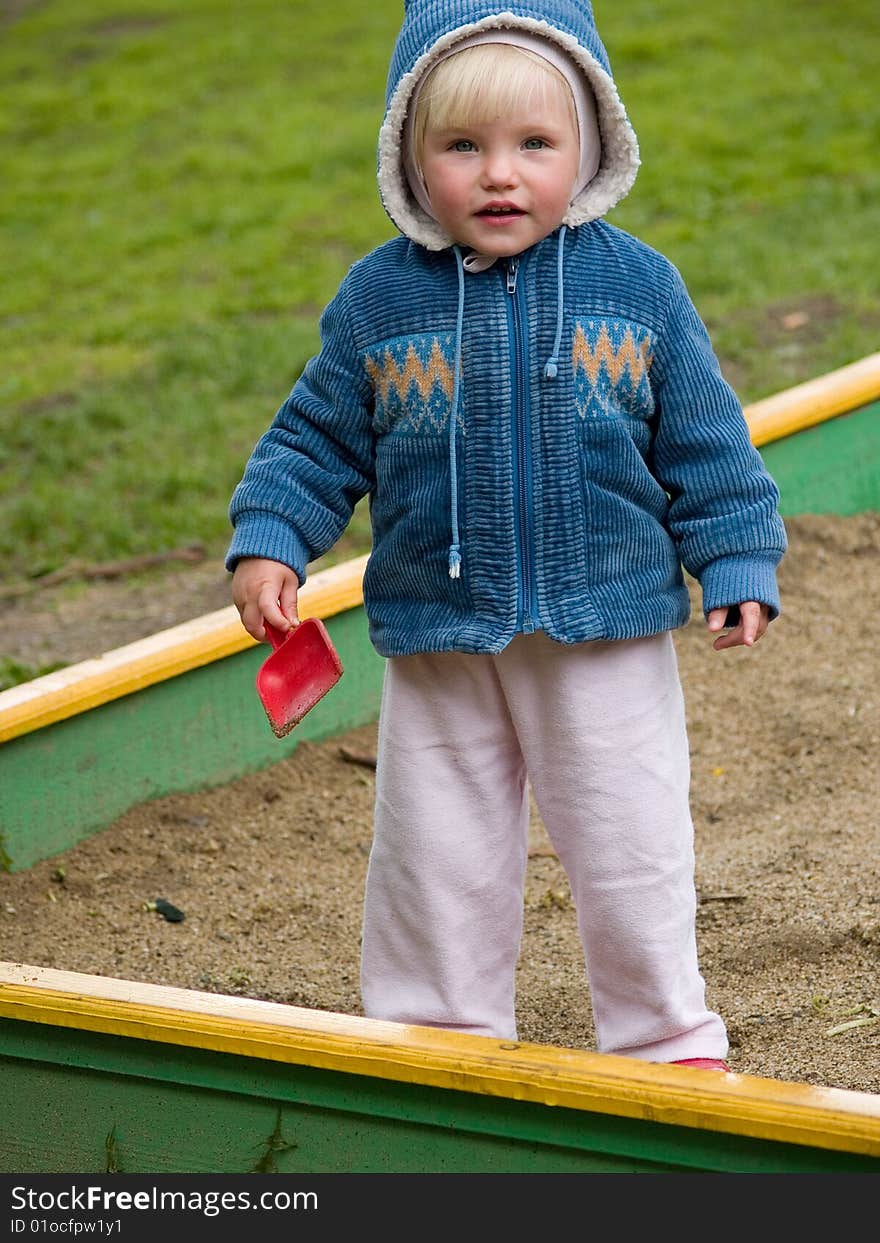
[226,220,787,657]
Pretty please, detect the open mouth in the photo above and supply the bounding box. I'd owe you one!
[476,205,525,220]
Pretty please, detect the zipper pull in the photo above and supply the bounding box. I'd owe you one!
[506,257,519,295]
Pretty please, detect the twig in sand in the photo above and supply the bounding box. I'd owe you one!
[338,746,377,770]
[825,1001,880,1037]
[825,1016,880,1036]
[0,544,207,599]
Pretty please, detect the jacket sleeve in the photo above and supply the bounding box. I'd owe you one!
[226,275,375,583]
[650,266,788,618]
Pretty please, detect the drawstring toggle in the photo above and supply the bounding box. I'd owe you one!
[543,225,567,382]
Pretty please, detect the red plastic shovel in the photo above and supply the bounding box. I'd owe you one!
[256,617,344,738]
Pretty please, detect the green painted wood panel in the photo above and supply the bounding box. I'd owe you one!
[0,609,384,873]
[761,400,879,516]
[1,1022,877,1174]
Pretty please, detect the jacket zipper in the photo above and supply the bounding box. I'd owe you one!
[506,256,537,633]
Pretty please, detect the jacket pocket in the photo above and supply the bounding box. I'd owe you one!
[573,318,669,540]
[368,430,472,607]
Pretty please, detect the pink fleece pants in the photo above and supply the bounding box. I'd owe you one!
[360,630,728,1062]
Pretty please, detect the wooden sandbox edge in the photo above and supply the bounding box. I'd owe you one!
[1,961,879,1161]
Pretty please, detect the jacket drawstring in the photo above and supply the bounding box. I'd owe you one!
[543,225,567,379]
[447,245,466,578]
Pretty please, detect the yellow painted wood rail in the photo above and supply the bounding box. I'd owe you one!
[745,351,880,447]
[0,554,367,744]
[1,962,879,1159]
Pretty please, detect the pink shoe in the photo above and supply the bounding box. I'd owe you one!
[671,1057,730,1072]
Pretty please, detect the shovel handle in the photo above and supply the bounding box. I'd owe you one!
[263,621,293,652]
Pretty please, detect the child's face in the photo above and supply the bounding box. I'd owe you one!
[420,85,580,258]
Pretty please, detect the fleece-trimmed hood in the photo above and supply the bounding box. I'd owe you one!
[378,1,640,250]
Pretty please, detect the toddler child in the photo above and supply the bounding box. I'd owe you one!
[227,0,787,1068]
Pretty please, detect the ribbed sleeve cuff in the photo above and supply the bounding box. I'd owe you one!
[225,513,310,583]
[699,555,781,620]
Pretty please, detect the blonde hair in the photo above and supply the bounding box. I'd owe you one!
[409,43,577,167]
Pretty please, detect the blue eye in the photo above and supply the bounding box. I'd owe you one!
[523,138,546,150]
[452,139,476,152]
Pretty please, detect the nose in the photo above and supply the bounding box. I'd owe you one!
[480,148,518,190]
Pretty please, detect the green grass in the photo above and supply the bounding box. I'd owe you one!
[1,0,878,585]
[0,656,66,692]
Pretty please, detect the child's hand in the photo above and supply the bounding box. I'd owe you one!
[707,602,770,651]
[231,557,300,643]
